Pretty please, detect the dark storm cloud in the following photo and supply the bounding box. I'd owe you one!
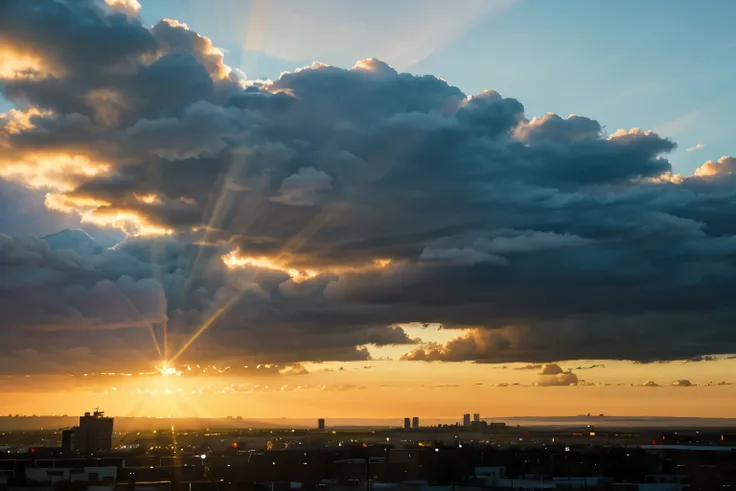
[0,230,413,372]
[0,0,155,73]
[1,0,736,369]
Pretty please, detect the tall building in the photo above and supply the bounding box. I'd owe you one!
[61,428,75,453]
[473,413,480,423]
[463,413,471,426]
[76,409,113,454]
[411,417,419,429]
[318,418,325,431]
[404,417,411,429]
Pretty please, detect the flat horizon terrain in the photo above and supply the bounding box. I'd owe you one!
[2,415,736,431]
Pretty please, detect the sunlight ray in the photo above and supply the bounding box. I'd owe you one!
[170,129,426,363]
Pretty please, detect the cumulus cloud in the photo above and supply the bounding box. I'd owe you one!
[1,0,736,371]
[103,0,141,16]
[400,329,513,362]
[694,156,736,176]
[534,363,579,386]
[686,143,705,152]
[671,379,694,387]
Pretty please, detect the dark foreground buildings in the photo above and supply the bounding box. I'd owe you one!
[2,421,736,490]
[61,409,114,454]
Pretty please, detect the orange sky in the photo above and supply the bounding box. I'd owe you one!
[1,325,735,419]
[2,355,735,419]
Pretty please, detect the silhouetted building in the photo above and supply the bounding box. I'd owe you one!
[473,413,480,423]
[318,418,325,431]
[471,419,489,429]
[76,409,113,454]
[411,417,419,429]
[403,418,411,429]
[463,413,471,426]
[61,428,75,453]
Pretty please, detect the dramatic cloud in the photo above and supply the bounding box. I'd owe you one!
[0,230,413,372]
[1,0,736,372]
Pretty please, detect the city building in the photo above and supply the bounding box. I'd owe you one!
[317,419,325,431]
[75,409,113,454]
[411,417,419,429]
[25,465,117,486]
[403,418,411,430]
[473,413,480,423]
[61,428,75,453]
[463,414,471,427]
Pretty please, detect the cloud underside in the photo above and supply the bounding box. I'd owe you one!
[1,0,736,372]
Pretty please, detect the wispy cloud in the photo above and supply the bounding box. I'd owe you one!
[686,143,705,152]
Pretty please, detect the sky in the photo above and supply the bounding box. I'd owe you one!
[1,0,736,420]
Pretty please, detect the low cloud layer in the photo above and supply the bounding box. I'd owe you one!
[1,0,736,372]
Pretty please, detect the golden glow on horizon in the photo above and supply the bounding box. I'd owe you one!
[156,362,182,377]
[3,358,736,419]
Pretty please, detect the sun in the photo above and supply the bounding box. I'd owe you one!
[156,361,182,377]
